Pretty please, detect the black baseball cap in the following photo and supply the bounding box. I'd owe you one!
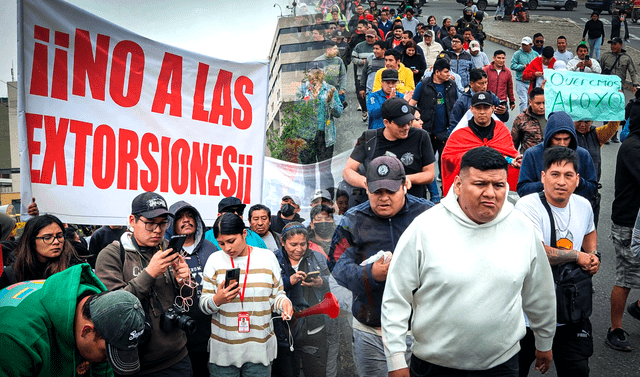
[332,30,345,38]
[218,197,246,215]
[471,91,493,107]
[381,97,415,125]
[608,37,623,44]
[131,192,172,218]
[381,69,399,81]
[366,156,406,193]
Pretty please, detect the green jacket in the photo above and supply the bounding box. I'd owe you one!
[0,264,111,377]
[510,48,538,83]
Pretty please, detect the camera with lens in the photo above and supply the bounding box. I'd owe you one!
[160,304,197,335]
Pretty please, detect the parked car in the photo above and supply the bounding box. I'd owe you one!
[457,0,576,10]
[528,0,578,10]
[585,0,615,14]
[456,0,499,10]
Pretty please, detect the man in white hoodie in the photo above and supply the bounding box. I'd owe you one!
[381,146,557,377]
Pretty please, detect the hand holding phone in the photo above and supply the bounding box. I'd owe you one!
[304,271,321,282]
[225,268,241,288]
[167,234,187,255]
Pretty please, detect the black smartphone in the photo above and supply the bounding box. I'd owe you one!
[167,234,187,255]
[225,268,240,288]
[304,271,321,282]
[585,55,590,61]
[500,100,507,107]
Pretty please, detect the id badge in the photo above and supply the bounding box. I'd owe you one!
[238,312,250,333]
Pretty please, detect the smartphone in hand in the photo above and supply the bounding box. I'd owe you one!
[225,268,241,288]
[304,271,321,282]
[167,235,187,255]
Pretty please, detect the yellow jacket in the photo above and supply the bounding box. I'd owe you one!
[372,63,416,94]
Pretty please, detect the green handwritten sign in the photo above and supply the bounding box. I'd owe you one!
[544,69,625,121]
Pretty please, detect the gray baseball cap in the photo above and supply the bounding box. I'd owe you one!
[90,290,145,375]
[366,156,406,193]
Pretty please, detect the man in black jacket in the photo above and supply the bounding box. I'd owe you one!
[409,57,459,171]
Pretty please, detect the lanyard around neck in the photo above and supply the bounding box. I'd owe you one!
[230,246,252,305]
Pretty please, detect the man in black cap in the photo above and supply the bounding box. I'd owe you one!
[600,37,639,142]
[203,196,267,250]
[96,191,193,376]
[367,69,404,130]
[343,97,435,201]
[332,155,433,376]
[442,92,521,196]
[332,30,352,68]
[0,265,146,376]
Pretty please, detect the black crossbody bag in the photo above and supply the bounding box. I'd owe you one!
[538,192,593,324]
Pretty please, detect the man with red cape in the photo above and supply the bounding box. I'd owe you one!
[442,92,522,196]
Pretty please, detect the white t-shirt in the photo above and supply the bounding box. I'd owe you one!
[183,243,196,255]
[515,193,595,251]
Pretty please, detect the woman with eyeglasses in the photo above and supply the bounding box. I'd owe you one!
[0,214,83,289]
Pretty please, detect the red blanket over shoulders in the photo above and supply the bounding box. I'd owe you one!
[441,121,520,196]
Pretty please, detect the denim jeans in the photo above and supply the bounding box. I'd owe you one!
[353,328,412,377]
[209,362,270,377]
[588,37,602,60]
[516,80,529,113]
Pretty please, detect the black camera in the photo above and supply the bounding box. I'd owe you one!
[160,305,197,335]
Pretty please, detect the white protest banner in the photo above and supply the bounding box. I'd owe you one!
[544,69,625,121]
[18,0,267,225]
[262,150,352,221]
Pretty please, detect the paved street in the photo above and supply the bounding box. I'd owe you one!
[333,2,640,375]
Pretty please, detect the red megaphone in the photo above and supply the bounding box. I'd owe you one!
[293,292,340,319]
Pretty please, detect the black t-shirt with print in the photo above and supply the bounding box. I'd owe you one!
[350,127,435,198]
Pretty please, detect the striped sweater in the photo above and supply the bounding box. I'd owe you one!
[199,247,290,367]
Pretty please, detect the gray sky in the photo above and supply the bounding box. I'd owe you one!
[0,0,287,97]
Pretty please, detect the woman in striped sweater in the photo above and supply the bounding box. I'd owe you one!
[199,213,293,376]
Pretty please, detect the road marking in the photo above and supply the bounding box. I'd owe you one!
[581,17,611,25]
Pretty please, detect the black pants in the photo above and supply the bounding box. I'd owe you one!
[430,134,446,181]
[354,67,367,111]
[188,349,209,377]
[272,331,328,377]
[116,354,192,377]
[518,319,593,377]
[410,353,518,377]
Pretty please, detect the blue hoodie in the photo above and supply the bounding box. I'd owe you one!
[517,111,598,204]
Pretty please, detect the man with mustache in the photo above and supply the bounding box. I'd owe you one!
[167,201,218,377]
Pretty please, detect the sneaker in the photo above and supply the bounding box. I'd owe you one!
[628,300,640,321]
[362,112,368,122]
[357,105,362,111]
[605,328,633,352]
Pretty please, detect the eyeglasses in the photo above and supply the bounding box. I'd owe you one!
[139,219,169,232]
[34,233,65,244]
[534,40,544,44]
